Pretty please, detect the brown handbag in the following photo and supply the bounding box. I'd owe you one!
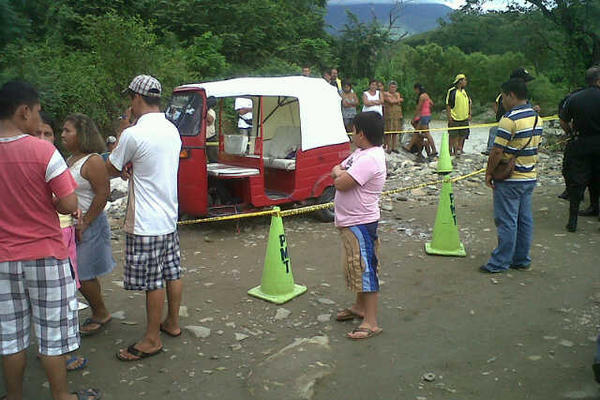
[491,116,537,181]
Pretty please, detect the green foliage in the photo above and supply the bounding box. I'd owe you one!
[0,0,577,133]
[337,12,392,79]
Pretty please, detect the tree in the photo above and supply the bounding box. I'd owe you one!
[523,0,599,67]
[337,12,392,79]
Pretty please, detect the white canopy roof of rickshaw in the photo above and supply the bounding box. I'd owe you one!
[178,76,350,152]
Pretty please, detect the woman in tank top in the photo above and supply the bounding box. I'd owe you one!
[362,79,384,116]
[403,83,438,161]
[62,113,115,336]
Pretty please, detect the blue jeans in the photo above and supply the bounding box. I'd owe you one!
[484,181,536,272]
[487,126,498,152]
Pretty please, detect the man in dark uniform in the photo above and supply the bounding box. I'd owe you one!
[559,66,600,232]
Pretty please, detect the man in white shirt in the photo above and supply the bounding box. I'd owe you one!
[107,75,183,362]
[235,97,253,153]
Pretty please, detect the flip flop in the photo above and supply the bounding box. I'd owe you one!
[80,317,112,336]
[160,325,182,337]
[116,344,163,362]
[73,388,102,399]
[66,355,88,372]
[346,327,383,340]
[335,308,363,321]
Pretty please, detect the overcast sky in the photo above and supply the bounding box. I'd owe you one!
[328,0,512,10]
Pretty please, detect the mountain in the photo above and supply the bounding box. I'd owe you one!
[325,2,453,35]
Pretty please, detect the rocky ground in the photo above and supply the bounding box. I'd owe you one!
[8,120,600,400]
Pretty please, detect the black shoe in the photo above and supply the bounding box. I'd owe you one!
[593,362,600,384]
[510,264,531,271]
[481,150,490,156]
[566,223,577,232]
[558,190,569,200]
[479,265,504,274]
[578,206,599,217]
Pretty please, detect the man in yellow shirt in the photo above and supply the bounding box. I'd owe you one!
[446,74,472,156]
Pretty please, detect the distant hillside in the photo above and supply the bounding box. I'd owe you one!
[326,3,453,35]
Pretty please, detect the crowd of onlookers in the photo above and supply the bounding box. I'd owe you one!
[0,75,182,400]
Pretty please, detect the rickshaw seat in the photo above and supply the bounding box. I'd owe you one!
[207,163,260,177]
[262,126,300,171]
[263,157,296,170]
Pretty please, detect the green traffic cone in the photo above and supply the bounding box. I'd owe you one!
[248,207,307,304]
[425,177,466,257]
[437,132,453,174]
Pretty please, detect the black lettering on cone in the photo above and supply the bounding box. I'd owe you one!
[279,234,290,273]
[449,193,457,225]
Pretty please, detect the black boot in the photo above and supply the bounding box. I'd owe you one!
[578,205,599,216]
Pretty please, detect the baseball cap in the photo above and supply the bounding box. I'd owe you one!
[510,68,535,82]
[126,74,162,97]
[106,135,117,144]
[453,73,466,84]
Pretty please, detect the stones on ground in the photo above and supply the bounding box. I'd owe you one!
[112,310,126,320]
[318,298,335,305]
[528,355,542,361]
[422,372,436,382]
[559,339,574,348]
[185,325,211,339]
[248,336,333,400]
[274,308,291,320]
[317,314,331,323]
[179,305,189,318]
[235,333,250,341]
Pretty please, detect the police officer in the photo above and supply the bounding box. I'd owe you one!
[559,66,600,232]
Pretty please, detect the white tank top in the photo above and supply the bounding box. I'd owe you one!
[362,90,383,116]
[69,154,95,214]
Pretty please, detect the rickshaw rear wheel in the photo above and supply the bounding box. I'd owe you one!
[315,186,335,222]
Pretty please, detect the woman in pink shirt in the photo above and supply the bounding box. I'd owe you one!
[331,111,386,340]
[404,83,438,161]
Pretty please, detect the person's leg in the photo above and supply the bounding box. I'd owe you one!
[512,182,536,267]
[78,278,111,333]
[2,351,26,400]
[424,131,437,154]
[580,174,600,216]
[566,152,588,231]
[118,235,163,359]
[39,355,77,400]
[483,182,520,272]
[161,279,183,335]
[32,258,80,400]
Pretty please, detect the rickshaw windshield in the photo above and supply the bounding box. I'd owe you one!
[165,92,203,136]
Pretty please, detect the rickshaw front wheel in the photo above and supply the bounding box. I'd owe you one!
[315,186,335,222]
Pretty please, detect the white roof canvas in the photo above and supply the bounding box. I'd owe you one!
[178,76,350,152]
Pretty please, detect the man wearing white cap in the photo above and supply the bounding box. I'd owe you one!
[106,74,183,361]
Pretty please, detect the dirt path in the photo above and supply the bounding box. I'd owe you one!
[4,183,600,400]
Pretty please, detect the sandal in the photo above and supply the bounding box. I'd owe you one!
[66,355,88,372]
[346,326,383,340]
[80,317,112,336]
[116,343,163,362]
[335,308,363,321]
[160,324,182,337]
[73,388,102,399]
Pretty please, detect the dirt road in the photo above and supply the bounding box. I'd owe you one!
[3,182,600,400]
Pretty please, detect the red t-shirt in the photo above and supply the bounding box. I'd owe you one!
[0,135,77,262]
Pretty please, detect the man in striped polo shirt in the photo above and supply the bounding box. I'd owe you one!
[481,78,542,273]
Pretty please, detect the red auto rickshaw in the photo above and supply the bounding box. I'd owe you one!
[166,76,351,221]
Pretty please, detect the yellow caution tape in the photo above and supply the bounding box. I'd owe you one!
[380,115,559,135]
[177,168,486,225]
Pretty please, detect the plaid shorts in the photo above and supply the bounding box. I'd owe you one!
[124,232,182,291]
[0,258,80,356]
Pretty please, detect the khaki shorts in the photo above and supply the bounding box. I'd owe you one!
[449,119,470,138]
